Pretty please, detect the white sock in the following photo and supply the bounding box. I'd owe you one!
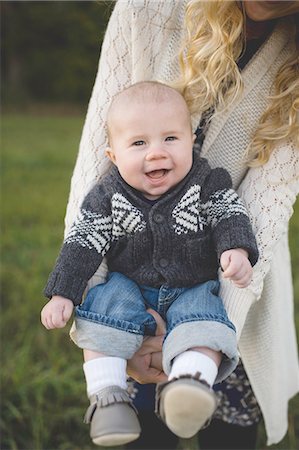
[169,350,218,387]
[83,356,127,397]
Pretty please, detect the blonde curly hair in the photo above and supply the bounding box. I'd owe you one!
[177,0,299,165]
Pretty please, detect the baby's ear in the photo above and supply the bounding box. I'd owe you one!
[105,147,116,164]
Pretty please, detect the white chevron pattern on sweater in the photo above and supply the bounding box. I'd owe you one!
[65,209,112,255]
[111,193,146,238]
[172,186,249,235]
[172,185,207,234]
[207,189,248,228]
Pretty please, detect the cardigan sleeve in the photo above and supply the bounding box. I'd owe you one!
[201,167,259,266]
[44,185,112,305]
[220,139,299,339]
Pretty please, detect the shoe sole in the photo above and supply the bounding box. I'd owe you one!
[163,383,216,438]
[93,432,140,447]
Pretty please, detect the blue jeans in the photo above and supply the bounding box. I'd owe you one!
[71,272,238,382]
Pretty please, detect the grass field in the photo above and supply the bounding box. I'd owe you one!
[1,114,298,450]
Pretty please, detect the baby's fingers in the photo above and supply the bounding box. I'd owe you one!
[222,259,239,279]
[41,306,52,329]
[233,271,252,288]
[220,252,231,273]
[51,308,68,328]
[41,305,65,329]
[230,263,253,287]
[41,310,59,330]
[62,301,74,323]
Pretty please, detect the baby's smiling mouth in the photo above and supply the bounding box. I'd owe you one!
[146,169,169,179]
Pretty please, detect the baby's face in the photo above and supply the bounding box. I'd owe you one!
[106,97,195,200]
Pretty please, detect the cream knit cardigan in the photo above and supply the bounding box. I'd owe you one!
[65,1,299,445]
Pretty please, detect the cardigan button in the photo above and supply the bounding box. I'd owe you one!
[159,258,168,268]
[154,214,164,223]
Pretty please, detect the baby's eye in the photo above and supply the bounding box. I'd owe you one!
[132,140,145,146]
[165,136,177,141]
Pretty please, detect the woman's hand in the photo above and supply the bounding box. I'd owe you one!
[127,308,167,384]
[41,295,74,329]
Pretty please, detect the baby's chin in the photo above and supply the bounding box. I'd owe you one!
[142,191,163,201]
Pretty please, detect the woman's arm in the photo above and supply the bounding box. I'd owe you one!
[220,139,299,339]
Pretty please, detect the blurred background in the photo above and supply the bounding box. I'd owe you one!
[1,1,298,449]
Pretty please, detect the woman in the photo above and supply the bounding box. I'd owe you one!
[66,1,299,448]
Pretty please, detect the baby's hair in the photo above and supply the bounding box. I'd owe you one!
[106,81,191,143]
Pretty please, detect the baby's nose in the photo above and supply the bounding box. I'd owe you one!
[145,147,167,160]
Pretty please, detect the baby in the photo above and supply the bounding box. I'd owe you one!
[42,81,258,447]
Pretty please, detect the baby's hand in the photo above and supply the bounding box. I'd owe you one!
[220,248,252,288]
[41,295,74,329]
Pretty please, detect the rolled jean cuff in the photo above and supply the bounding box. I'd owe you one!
[162,321,239,383]
[70,318,143,359]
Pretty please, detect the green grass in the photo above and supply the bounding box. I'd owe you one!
[1,114,298,450]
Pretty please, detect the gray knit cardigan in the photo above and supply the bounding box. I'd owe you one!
[45,153,258,305]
